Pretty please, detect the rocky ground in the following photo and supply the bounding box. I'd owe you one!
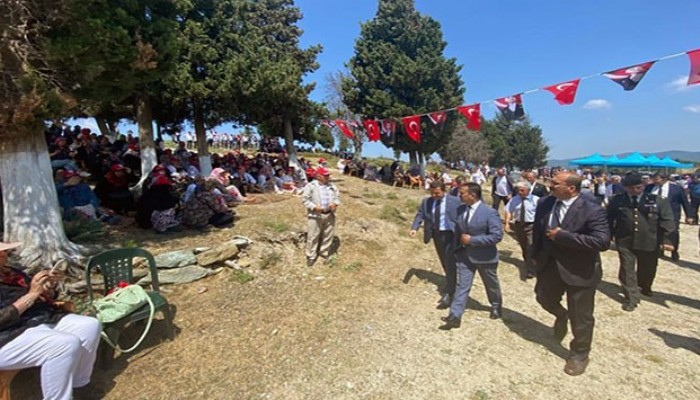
[14,171,700,400]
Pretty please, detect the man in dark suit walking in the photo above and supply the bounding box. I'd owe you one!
[410,181,461,309]
[611,172,675,309]
[645,173,693,260]
[531,172,610,376]
[440,183,504,330]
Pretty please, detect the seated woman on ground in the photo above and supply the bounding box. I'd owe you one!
[135,171,182,233]
[208,168,251,203]
[0,241,101,400]
[181,177,235,229]
[274,168,300,195]
[92,163,136,215]
[56,170,120,224]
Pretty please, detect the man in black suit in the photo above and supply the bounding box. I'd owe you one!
[645,173,693,260]
[523,171,549,198]
[531,172,610,376]
[491,168,514,213]
[410,181,461,309]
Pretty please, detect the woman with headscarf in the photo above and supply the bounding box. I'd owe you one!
[208,168,245,203]
[92,164,136,214]
[135,170,181,233]
[181,178,235,228]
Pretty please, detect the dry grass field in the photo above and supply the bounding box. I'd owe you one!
[13,169,700,400]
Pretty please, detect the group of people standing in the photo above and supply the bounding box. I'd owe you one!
[411,167,690,376]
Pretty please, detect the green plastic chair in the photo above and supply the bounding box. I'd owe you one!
[86,248,175,367]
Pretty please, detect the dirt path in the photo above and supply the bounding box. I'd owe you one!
[16,175,700,399]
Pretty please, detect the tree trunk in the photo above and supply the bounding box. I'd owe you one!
[193,99,212,177]
[155,120,163,142]
[133,95,157,193]
[95,116,111,137]
[352,135,364,164]
[409,151,418,169]
[418,152,426,178]
[0,127,92,275]
[284,117,301,168]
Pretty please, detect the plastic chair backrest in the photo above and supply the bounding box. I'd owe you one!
[86,248,160,302]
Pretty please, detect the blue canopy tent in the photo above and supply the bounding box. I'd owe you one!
[570,153,609,166]
[608,152,650,168]
[657,156,694,169]
[646,154,662,166]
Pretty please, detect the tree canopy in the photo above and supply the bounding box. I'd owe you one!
[480,113,549,170]
[342,0,465,158]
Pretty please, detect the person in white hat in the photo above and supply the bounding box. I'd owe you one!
[0,242,101,400]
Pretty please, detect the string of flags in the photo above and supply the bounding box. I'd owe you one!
[321,48,700,144]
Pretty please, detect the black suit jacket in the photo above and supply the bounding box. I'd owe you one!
[644,183,690,222]
[531,196,611,287]
[531,182,549,198]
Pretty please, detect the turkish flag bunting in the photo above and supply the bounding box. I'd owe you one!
[604,62,655,91]
[363,119,381,141]
[544,79,581,105]
[457,104,481,131]
[687,49,700,86]
[494,94,525,121]
[428,112,447,125]
[402,116,421,143]
[380,119,396,136]
[334,120,355,139]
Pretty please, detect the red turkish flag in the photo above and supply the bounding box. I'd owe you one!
[687,49,700,85]
[363,119,381,141]
[544,79,581,105]
[402,116,421,143]
[334,120,355,139]
[428,112,447,125]
[457,104,481,131]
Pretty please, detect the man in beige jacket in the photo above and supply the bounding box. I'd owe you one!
[301,167,341,266]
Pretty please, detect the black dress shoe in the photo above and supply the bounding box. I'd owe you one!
[436,293,452,310]
[439,314,461,330]
[306,258,316,267]
[671,251,680,261]
[489,306,502,320]
[564,357,590,376]
[554,314,568,341]
[640,288,653,297]
[622,302,637,312]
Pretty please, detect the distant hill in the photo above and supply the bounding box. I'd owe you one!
[548,150,700,168]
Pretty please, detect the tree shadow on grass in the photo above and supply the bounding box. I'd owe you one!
[648,328,700,355]
[669,258,700,273]
[12,306,181,400]
[597,280,700,311]
[501,308,569,360]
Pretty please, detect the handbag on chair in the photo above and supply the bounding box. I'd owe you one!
[93,284,154,353]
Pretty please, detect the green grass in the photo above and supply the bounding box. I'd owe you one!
[379,205,407,225]
[385,192,399,200]
[364,191,383,199]
[231,269,255,284]
[343,261,363,272]
[262,220,289,233]
[259,250,282,270]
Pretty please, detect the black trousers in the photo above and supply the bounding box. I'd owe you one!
[669,221,680,254]
[617,245,658,303]
[535,260,596,360]
[433,230,457,296]
[492,194,510,211]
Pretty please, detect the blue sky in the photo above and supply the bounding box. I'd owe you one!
[294,0,700,159]
[78,0,699,160]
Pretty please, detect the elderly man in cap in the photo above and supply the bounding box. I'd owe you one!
[301,167,341,266]
[607,172,675,311]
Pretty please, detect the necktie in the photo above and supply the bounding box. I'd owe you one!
[519,197,526,223]
[631,196,638,208]
[463,206,471,227]
[434,199,441,228]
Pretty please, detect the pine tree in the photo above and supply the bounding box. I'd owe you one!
[342,0,464,169]
[480,114,549,170]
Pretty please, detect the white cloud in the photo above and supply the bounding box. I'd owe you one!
[583,99,612,110]
[666,75,700,92]
[683,105,700,113]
